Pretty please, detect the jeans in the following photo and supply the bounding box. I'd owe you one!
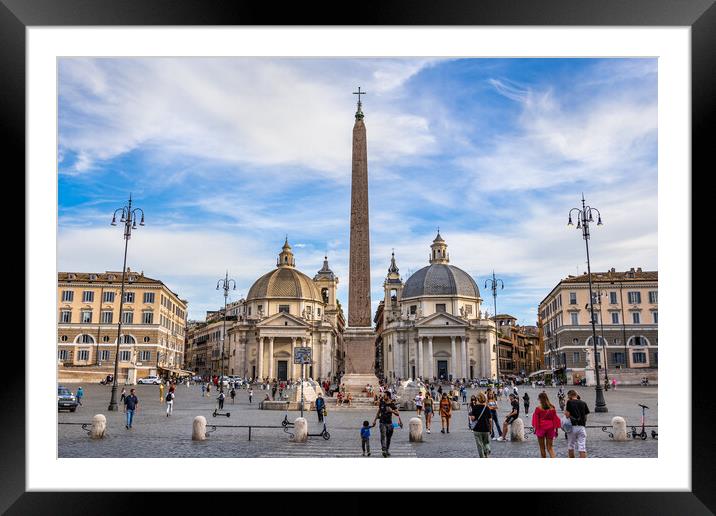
[317,408,324,422]
[489,410,502,437]
[473,431,491,457]
[126,409,135,428]
[166,401,173,415]
[361,437,371,454]
[379,423,394,452]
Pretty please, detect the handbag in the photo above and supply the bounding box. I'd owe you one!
[469,405,487,430]
[561,415,573,433]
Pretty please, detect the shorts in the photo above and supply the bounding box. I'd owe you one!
[505,416,518,425]
[567,426,587,452]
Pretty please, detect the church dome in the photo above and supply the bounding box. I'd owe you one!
[402,263,480,299]
[401,232,480,299]
[246,238,324,303]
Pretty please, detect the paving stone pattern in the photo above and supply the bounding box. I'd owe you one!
[58,383,657,458]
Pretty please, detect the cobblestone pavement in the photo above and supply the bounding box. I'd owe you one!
[58,383,657,458]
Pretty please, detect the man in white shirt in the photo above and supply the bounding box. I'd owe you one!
[415,393,424,416]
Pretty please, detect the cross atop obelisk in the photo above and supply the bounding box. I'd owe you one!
[353,86,366,120]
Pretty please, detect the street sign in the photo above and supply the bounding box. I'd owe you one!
[293,346,312,364]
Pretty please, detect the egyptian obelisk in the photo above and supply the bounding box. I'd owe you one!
[341,87,380,395]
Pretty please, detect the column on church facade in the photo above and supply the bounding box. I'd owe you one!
[416,337,423,379]
[462,337,469,379]
[268,337,274,380]
[450,336,457,378]
[257,337,264,381]
[427,336,434,379]
[291,337,297,379]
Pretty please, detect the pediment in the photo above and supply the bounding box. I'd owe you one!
[256,312,310,328]
[415,312,467,327]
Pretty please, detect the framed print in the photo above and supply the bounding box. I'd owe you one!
[5,0,712,512]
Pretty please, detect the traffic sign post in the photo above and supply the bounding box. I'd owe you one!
[294,347,312,418]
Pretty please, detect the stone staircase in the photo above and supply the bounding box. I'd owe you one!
[328,396,377,409]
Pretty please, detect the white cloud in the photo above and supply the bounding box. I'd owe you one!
[59,58,438,178]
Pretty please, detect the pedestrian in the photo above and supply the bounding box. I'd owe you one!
[612,378,617,390]
[206,382,211,396]
[486,391,502,440]
[437,385,443,398]
[120,387,126,403]
[415,392,424,416]
[532,392,560,458]
[557,387,566,411]
[124,388,139,429]
[461,385,467,403]
[75,386,84,406]
[272,383,277,399]
[470,392,492,458]
[423,392,434,433]
[497,394,520,441]
[439,393,452,433]
[522,392,530,415]
[315,393,326,423]
[564,389,590,458]
[230,387,236,404]
[360,420,376,457]
[248,388,254,404]
[159,382,165,403]
[165,390,174,416]
[217,391,225,410]
[372,392,402,458]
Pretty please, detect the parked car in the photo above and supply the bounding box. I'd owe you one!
[58,386,78,412]
[478,379,489,387]
[137,376,162,385]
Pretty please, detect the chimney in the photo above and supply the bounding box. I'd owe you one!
[636,267,642,273]
[610,267,616,273]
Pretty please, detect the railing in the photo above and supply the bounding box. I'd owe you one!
[58,422,92,436]
[205,423,295,441]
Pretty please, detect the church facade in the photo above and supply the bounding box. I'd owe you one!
[376,232,497,381]
[222,239,345,382]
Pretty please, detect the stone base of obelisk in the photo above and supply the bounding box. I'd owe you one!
[341,326,380,396]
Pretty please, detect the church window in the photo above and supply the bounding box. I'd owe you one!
[436,304,446,313]
[317,308,321,316]
[278,305,290,314]
[410,305,417,315]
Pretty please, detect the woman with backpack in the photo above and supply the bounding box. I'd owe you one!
[531,392,561,458]
[165,389,175,416]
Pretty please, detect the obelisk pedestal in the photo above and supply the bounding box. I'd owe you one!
[341,90,380,396]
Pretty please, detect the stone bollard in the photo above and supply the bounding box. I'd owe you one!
[192,416,207,441]
[293,417,308,443]
[90,414,106,439]
[409,417,423,442]
[510,418,525,441]
[612,416,628,441]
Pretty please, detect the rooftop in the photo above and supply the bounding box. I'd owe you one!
[561,267,657,284]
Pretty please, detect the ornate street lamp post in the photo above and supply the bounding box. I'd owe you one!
[485,271,504,382]
[216,271,236,394]
[107,194,144,411]
[568,194,608,412]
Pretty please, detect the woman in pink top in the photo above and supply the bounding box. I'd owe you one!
[532,392,561,458]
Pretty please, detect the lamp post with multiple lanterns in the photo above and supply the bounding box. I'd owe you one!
[485,271,504,382]
[216,271,236,394]
[107,194,144,412]
[568,194,608,413]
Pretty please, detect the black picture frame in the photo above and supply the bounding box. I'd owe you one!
[5,0,709,512]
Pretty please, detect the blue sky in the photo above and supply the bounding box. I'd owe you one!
[57,58,658,324]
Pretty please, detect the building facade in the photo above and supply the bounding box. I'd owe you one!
[538,267,658,384]
[57,269,188,383]
[376,233,497,381]
[494,315,542,378]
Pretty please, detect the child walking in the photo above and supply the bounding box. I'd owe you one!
[361,420,376,457]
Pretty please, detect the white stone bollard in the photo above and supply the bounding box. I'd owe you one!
[192,416,207,441]
[510,418,525,441]
[409,417,423,442]
[90,414,106,439]
[293,417,308,443]
[612,416,628,441]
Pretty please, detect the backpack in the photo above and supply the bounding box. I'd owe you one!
[166,393,172,402]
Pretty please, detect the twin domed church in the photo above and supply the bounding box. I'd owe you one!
[218,231,496,383]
